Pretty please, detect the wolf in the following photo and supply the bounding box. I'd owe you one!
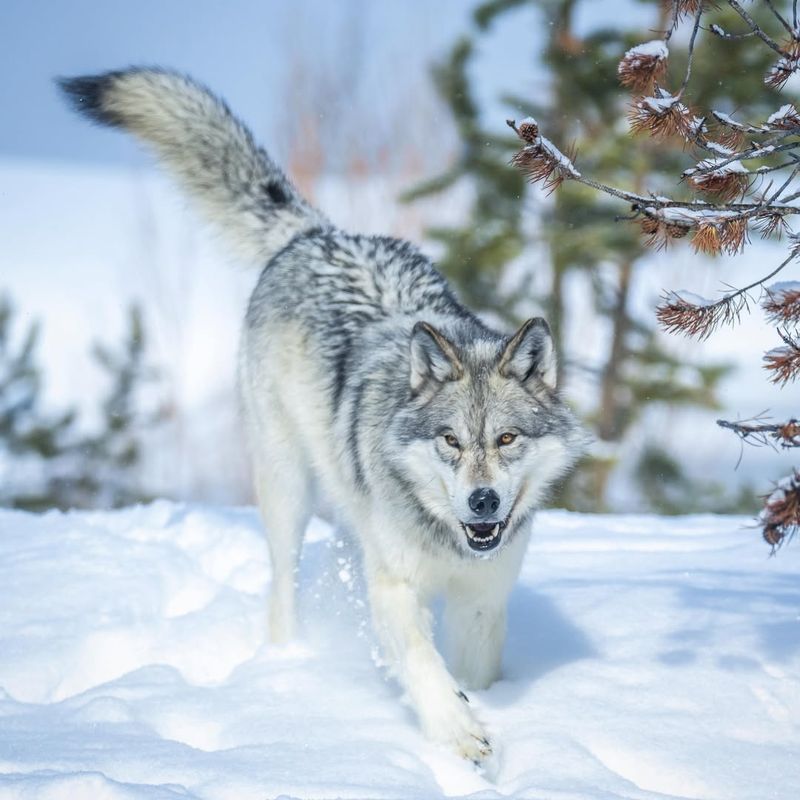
[60,68,584,763]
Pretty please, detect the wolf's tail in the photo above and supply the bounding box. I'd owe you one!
[59,68,326,266]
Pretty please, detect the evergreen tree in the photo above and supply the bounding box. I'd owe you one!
[69,305,165,508]
[0,298,163,510]
[505,0,800,544]
[407,0,773,511]
[0,295,76,508]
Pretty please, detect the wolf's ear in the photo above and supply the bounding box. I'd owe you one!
[409,322,463,393]
[499,317,557,390]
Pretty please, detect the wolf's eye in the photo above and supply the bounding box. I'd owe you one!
[444,433,460,449]
[498,432,517,446]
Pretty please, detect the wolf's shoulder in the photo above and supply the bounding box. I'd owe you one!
[251,227,470,327]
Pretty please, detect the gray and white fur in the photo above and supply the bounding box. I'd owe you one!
[60,68,584,764]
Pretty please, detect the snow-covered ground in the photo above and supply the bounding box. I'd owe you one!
[0,503,797,799]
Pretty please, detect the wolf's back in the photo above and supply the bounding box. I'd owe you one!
[59,68,325,265]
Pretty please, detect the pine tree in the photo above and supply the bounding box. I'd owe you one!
[0,295,76,509]
[401,36,528,316]
[71,305,164,508]
[507,0,800,545]
[0,298,163,510]
[408,0,772,512]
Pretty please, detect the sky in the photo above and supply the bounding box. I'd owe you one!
[0,0,652,168]
[0,0,499,167]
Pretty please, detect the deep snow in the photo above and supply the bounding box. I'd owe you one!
[0,503,798,799]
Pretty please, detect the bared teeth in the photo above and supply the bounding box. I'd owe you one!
[465,523,500,542]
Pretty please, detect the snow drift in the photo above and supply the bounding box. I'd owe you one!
[0,503,798,799]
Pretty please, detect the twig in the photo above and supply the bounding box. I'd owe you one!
[727,0,790,56]
[768,166,800,203]
[708,24,758,41]
[657,251,797,339]
[688,139,800,178]
[677,6,705,98]
[717,416,800,448]
[665,0,682,43]
[765,0,794,36]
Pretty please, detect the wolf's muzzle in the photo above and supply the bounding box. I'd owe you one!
[461,518,507,552]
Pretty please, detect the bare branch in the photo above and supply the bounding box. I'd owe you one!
[717,416,800,448]
[764,0,794,36]
[727,0,790,56]
[708,23,757,42]
[677,6,705,97]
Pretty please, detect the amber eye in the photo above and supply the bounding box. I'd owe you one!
[498,432,517,446]
[444,433,460,449]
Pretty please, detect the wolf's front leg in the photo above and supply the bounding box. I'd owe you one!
[444,591,507,691]
[368,572,492,763]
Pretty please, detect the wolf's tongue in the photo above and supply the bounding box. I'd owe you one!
[470,523,496,534]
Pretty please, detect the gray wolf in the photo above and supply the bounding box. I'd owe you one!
[60,68,583,764]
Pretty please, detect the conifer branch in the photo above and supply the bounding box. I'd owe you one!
[727,0,790,55]
[760,470,800,548]
[717,416,800,448]
[509,0,800,547]
[764,0,794,35]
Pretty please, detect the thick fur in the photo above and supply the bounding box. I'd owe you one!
[61,68,584,764]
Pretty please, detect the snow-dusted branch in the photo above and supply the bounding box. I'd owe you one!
[717,416,800,448]
[764,328,800,384]
[509,0,800,547]
[760,471,800,548]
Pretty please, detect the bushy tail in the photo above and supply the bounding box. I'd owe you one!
[59,68,326,265]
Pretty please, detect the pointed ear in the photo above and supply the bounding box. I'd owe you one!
[409,322,463,393]
[498,317,557,390]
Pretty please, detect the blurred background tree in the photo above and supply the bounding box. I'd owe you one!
[407,0,782,512]
[0,297,164,510]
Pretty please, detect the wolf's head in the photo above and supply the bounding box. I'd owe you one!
[389,317,584,558]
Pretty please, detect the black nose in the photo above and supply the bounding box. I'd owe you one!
[468,488,500,518]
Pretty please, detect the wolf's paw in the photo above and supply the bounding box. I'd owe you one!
[423,691,493,765]
[456,727,493,765]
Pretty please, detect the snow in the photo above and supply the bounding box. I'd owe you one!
[711,110,739,126]
[664,289,716,307]
[765,345,794,359]
[766,58,800,85]
[706,141,735,156]
[641,93,678,114]
[623,40,668,60]
[761,473,798,517]
[685,157,749,177]
[767,280,800,297]
[645,205,740,224]
[537,136,581,178]
[767,104,799,126]
[1,503,799,800]
[515,121,581,179]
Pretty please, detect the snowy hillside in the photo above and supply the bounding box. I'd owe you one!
[0,504,798,800]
